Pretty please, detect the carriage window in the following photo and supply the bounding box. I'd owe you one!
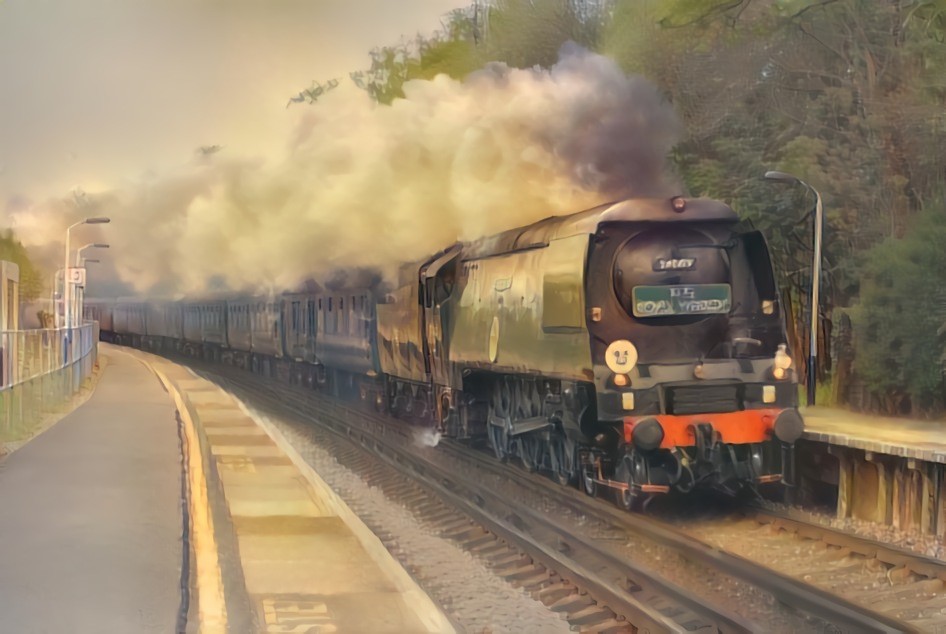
[350,296,356,335]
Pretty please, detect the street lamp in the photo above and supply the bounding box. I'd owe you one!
[763,170,824,407]
[73,244,109,325]
[74,243,109,267]
[63,217,109,331]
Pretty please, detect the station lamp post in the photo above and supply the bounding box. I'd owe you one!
[763,170,824,407]
[63,218,109,331]
[73,244,109,325]
[74,243,109,268]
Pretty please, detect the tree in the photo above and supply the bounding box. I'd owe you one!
[0,230,43,302]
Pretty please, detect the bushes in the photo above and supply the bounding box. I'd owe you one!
[851,204,946,416]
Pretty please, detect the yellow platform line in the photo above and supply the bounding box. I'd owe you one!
[137,355,227,634]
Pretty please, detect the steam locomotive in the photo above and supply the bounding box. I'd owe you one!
[88,196,803,509]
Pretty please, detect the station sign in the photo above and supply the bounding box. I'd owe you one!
[68,267,87,287]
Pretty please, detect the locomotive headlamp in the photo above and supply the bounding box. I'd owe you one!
[670,196,687,213]
[631,418,664,451]
[613,373,629,387]
[773,409,804,444]
[773,344,792,380]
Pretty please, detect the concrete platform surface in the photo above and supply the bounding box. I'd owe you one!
[803,406,946,463]
[134,349,455,634]
[0,346,183,633]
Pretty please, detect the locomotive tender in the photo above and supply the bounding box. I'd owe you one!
[89,196,803,509]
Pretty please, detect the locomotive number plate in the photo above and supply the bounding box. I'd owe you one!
[632,284,731,317]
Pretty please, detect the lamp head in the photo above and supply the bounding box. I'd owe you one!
[84,217,111,224]
[763,170,800,185]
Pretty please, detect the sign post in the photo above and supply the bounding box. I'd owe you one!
[67,268,86,327]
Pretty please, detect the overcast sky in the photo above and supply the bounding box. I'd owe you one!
[0,0,467,207]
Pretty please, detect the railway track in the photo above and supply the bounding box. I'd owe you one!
[687,507,946,630]
[179,357,927,632]
[208,367,744,633]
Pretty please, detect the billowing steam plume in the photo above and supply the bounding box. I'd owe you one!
[11,44,681,295]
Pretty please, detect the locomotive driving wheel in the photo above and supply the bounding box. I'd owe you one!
[548,433,577,487]
[487,381,513,462]
[488,425,508,461]
[517,435,544,473]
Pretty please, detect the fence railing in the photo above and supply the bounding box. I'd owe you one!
[0,323,99,446]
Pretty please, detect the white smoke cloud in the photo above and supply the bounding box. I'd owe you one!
[10,44,682,295]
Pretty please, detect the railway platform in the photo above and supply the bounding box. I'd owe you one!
[0,345,183,633]
[127,346,453,633]
[799,406,946,535]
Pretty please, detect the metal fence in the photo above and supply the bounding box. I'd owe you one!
[0,323,99,445]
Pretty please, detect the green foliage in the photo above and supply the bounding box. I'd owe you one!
[851,204,946,414]
[0,230,43,302]
[345,1,604,105]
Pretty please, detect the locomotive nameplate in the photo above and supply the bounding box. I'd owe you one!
[632,284,731,317]
[653,257,696,271]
